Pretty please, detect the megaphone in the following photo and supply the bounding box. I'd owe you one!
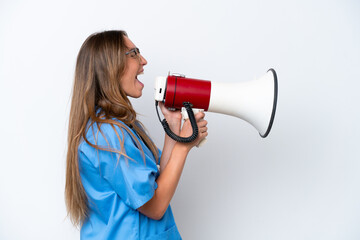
[154,69,278,142]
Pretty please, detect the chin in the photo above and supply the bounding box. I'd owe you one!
[129,92,142,99]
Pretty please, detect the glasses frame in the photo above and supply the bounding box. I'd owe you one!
[125,48,140,58]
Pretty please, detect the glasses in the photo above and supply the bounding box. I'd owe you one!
[125,48,141,58]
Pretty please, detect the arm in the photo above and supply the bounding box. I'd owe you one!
[160,134,179,173]
[158,102,182,172]
[137,111,208,220]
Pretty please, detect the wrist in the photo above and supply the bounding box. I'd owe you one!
[164,134,177,148]
[174,142,192,153]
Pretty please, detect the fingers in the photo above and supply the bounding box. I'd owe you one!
[158,101,165,110]
[197,126,208,146]
[198,126,208,134]
[200,131,209,138]
[197,120,207,128]
[159,102,171,114]
[195,111,205,121]
[179,111,208,142]
[158,102,168,115]
[178,112,208,147]
[194,112,207,132]
[198,115,208,139]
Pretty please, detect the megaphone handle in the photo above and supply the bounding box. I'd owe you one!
[156,101,199,143]
[181,108,207,148]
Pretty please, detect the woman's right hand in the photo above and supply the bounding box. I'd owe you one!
[179,112,208,149]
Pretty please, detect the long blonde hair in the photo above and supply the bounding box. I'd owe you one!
[65,30,159,227]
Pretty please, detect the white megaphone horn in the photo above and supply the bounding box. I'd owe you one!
[154,69,278,143]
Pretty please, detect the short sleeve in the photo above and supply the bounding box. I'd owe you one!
[79,122,159,210]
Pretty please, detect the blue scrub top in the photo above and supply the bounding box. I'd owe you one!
[78,119,182,240]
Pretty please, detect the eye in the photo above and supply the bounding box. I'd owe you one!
[130,51,137,57]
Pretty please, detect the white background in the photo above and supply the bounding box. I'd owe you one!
[1,0,359,239]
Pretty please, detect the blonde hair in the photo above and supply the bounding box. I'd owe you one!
[65,30,159,227]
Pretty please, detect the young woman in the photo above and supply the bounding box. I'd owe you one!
[65,30,208,239]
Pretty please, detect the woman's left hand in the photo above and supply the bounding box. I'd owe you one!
[158,102,182,134]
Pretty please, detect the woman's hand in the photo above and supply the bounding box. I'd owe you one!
[159,102,182,134]
[179,111,208,149]
[159,101,208,150]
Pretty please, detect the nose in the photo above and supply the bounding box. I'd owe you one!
[140,54,147,66]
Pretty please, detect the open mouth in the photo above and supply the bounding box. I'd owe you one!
[136,72,144,86]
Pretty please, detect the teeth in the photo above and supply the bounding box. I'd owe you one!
[136,71,144,80]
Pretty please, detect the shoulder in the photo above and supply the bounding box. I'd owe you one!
[91,119,133,140]
[79,119,137,155]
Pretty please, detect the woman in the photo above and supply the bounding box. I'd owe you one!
[65,30,208,239]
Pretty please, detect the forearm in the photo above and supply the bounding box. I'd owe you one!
[160,122,181,171]
[160,135,177,171]
[138,143,190,220]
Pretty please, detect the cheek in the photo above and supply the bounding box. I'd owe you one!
[119,75,130,92]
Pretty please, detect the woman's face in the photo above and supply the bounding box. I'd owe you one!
[121,36,148,98]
